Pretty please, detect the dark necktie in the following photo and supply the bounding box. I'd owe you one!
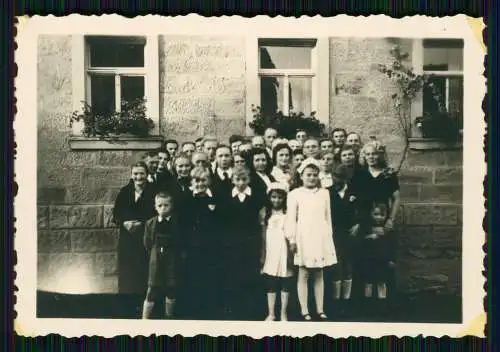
[223,172,229,180]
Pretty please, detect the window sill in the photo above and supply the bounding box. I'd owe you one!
[69,135,164,150]
[408,137,462,151]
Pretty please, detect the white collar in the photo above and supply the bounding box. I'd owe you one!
[216,167,232,180]
[191,188,213,197]
[158,215,172,223]
[232,186,252,198]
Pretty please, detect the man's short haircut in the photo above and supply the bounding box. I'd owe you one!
[165,139,179,146]
[155,191,173,202]
[143,151,159,159]
[229,134,244,145]
[182,141,195,148]
[202,136,218,146]
[216,144,231,153]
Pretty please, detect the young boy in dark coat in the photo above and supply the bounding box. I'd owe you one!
[142,192,183,319]
[211,145,233,198]
[220,166,265,320]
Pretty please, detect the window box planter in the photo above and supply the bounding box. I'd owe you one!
[69,135,164,150]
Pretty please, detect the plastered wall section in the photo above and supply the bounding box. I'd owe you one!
[159,35,247,142]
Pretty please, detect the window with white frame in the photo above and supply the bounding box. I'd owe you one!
[422,38,464,132]
[258,38,318,117]
[71,35,159,137]
[86,36,147,114]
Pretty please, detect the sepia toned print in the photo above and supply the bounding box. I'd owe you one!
[15,14,485,337]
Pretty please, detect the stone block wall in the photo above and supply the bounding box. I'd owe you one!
[395,151,462,295]
[36,35,463,296]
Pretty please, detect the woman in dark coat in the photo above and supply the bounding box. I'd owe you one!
[218,166,265,320]
[113,161,157,317]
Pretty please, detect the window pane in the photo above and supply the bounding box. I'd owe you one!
[90,75,115,115]
[423,76,463,130]
[89,37,145,67]
[259,46,312,69]
[288,77,312,116]
[424,46,463,71]
[260,76,284,115]
[423,76,446,114]
[121,76,145,103]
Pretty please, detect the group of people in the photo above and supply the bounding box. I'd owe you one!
[112,127,401,322]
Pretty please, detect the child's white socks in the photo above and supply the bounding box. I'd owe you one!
[280,291,289,321]
[265,292,277,321]
[142,300,154,319]
[333,280,342,300]
[364,283,373,298]
[377,283,387,299]
[165,297,176,318]
[342,279,353,300]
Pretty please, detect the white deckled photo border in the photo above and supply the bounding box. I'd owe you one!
[14,14,486,338]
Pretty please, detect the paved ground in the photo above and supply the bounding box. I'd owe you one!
[37,290,461,323]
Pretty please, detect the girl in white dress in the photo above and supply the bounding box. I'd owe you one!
[261,183,294,321]
[285,158,337,321]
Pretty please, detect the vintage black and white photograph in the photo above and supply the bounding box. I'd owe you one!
[15,15,485,337]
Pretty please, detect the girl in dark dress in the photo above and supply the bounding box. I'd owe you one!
[219,166,264,320]
[248,147,276,207]
[166,153,192,216]
[182,166,223,320]
[142,192,183,319]
[351,140,400,300]
[113,161,157,317]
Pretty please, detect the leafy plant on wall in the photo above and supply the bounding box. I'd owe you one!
[70,97,155,139]
[376,45,454,172]
[249,105,326,140]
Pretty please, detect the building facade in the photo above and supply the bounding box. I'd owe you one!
[37,35,463,296]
